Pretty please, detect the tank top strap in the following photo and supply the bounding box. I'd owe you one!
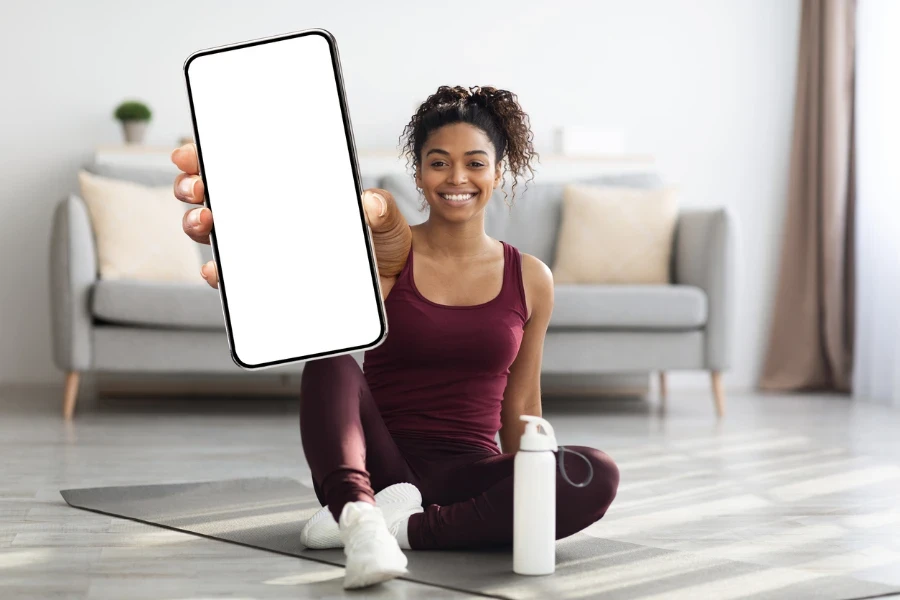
[501,241,528,320]
[393,244,415,287]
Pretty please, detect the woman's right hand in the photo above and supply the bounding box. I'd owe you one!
[170,143,411,293]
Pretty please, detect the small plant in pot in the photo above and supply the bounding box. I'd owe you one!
[114,100,152,144]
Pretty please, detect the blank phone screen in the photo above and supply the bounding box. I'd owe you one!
[184,30,385,369]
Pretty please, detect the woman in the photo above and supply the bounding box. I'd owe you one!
[171,85,619,589]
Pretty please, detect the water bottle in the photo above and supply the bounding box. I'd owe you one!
[513,415,558,575]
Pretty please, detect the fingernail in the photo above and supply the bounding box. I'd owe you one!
[373,193,387,217]
[171,147,181,162]
[200,265,207,279]
[179,176,195,199]
[190,208,204,227]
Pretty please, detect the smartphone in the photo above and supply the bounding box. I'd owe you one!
[183,28,386,370]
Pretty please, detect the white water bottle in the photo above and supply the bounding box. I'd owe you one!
[513,415,558,575]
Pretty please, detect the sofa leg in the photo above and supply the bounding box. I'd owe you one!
[63,371,80,421]
[710,370,725,418]
[658,371,668,410]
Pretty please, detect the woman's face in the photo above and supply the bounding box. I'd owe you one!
[415,123,502,222]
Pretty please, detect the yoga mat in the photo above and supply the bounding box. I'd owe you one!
[61,477,898,600]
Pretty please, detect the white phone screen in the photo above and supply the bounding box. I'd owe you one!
[184,29,385,369]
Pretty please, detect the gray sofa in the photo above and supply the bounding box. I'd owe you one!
[50,162,736,420]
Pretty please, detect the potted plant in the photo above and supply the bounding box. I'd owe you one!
[114,100,152,144]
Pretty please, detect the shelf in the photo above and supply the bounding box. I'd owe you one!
[94,145,656,181]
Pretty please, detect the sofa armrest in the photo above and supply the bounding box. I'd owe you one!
[672,207,738,370]
[49,194,97,371]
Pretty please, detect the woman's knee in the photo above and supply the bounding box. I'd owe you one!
[300,354,361,388]
[564,445,619,519]
[299,355,365,422]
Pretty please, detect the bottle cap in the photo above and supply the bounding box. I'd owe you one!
[519,415,558,452]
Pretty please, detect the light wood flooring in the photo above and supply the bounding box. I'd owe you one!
[2,383,900,599]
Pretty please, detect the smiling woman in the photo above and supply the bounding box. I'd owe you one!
[293,84,619,590]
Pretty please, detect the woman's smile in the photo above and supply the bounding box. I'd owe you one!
[438,191,479,206]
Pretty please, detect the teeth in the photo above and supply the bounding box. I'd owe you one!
[441,193,475,201]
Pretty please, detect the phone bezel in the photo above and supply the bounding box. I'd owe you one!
[183,28,388,370]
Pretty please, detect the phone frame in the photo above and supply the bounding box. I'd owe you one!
[182,28,387,370]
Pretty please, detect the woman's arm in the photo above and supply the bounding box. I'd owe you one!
[499,253,555,454]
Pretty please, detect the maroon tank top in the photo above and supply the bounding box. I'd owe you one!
[363,240,528,453]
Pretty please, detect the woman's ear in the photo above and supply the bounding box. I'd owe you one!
[494,164,502,188]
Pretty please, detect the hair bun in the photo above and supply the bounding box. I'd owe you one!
[466,86,492,107]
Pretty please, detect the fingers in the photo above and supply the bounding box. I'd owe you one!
[171,144,216,288]
[174,172,205,204]
[170,143,199,175]
[182,205,212,245]
[200,260,218,288]
[172,143,204,204]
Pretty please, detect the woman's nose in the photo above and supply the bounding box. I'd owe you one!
[448,166,468,184]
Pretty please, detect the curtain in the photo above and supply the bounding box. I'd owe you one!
[759,0,856,392]
[851,0,900,406]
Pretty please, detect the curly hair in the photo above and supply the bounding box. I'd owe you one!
[398,85,539,210]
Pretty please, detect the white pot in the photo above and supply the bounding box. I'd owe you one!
[122,120,148,144]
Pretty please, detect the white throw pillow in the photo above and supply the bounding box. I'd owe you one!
[77,170,204,284]
[551,184,678,284]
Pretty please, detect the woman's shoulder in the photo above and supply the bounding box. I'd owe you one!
[495,239,551,290]
[519,253,553,293]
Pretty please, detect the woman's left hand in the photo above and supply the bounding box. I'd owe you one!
[361,188,411,282]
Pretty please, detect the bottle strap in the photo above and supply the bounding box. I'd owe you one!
[556,446,594,488]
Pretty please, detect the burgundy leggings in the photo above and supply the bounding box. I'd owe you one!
[299,355,619,550]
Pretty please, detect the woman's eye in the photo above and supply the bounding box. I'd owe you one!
[431,161,485,168]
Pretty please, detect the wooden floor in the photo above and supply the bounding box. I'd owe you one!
[2,383,900,599]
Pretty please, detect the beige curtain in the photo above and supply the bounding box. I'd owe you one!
[759,0,856,392]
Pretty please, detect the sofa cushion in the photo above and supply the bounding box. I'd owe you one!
[551,185,679,284]
[84,162,217,264]
[77,170,205,284]
[92,279,224,330]
[91,280,706,332]
[550,284,707,330]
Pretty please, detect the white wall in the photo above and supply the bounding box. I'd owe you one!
[0,0,800,391]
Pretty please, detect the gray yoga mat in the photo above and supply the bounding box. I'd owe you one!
[60,477,898,600]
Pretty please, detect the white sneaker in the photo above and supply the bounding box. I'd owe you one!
[300,503,341,549]
[300,482,424,549]
[377,482,424,549]
[338,501,408,589]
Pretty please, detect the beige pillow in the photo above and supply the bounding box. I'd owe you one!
[552,184,678,284]
[77,170,204,284]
